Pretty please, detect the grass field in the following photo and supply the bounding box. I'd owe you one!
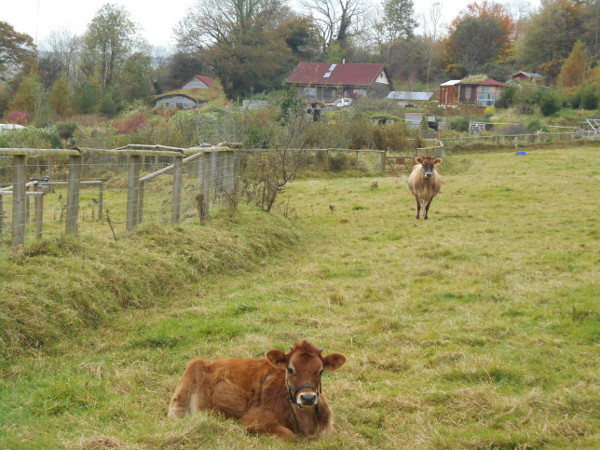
[1,146,599,449]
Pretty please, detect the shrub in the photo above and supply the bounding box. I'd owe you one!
[496,86,516,108]
[539,91,562,116]
[450,116,470,132]
[114,113,150,134]
[1,126,61,149]
[56,122,78,140]
[572,84,600,110]
[5,110,32,125]
[527,119,548,133]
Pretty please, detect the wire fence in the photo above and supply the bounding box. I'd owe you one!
[0,145,235,252]
[1,145,392,252]
[441,131,584,148]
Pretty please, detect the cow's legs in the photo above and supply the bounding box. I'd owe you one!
[415,198,421,219]
[168,377,192,417]
[241,407,295,439]
[424,199,432,219]
[168,359,206,417]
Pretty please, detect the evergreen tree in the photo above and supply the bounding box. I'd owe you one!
[48,73,71,117]
[558,40,588,88]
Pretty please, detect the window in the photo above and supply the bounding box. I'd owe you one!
[477,87,496,107]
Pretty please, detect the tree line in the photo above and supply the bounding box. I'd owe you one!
[2,0,600,122]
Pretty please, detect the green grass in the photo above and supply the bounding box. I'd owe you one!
[1,146,600,448]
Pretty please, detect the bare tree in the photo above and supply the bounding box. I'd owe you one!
[300,0,369,57]
[242,114,311,212]
[506,0,533,40]
[40,28,82,83]
[175,0,292,50]
[421,2,443,87]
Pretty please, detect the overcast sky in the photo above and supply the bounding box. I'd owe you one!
[3,0,539,50]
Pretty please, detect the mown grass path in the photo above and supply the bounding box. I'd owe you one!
[1,147,600,449]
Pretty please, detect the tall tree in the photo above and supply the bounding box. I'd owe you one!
[558,40,588,88]
[81,4,140,89]
[447,16,507,75]
[442,1,515,76]
[119,52,154,102]
[520,0,583,76]
[421,2,443,87]
[382,0,417,42]
[300,0,368,56]
[40,28,82,83]
[8,72,43,114]
[581,0,600,60]
[48,72,71,117]
[175,0,315,98]
[0,22,37,82]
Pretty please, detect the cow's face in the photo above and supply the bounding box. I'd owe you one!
[266,341,346,408]
[415,156,442,178]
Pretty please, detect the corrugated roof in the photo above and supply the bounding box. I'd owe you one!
[513,71,544,79]
[387,91,433,101]
[286,62,386,87]
[440,80,461,86]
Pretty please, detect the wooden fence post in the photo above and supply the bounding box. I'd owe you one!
[0,193,3,237]
[12,155,26,250]
[66,154,82,235]
[98,181,104,221]
[126,155,141,231]
[25,184,31,224]
[379,151,386,174]
[210,151,218,201]
[137,180,145,225]
[172,155,183,224]
[34,192,44,239]
[201,152,211,220]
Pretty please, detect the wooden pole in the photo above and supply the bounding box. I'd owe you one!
[98,181,104,221]
[231,151,236,191]
[66,154,82,235]
[0,194,3,237]
[12,155,26,250]
[172,155,183,224]
[34,193,44,239]
[379,151,386,174]
[201,152,211,220]
[138,180,145,225]
[126,155,141,231]
[210,151,218,201]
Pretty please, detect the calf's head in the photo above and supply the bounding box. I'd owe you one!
[266,341,346,408]
[415,156,442,178]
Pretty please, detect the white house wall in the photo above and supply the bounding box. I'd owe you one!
[376,71,390,85]
[182,79,209,89]
[155,95,198,109]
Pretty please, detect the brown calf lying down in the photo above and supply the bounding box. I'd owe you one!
[168,341,347,438]
[408,156,442,219]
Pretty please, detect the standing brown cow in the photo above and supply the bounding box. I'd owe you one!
[168,341,347,439]
[407,156,442,219]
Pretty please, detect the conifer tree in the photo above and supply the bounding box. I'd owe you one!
[48,73,71,117]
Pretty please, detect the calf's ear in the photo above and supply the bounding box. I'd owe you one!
[415,157,423,164]
[266,349,288,369]
[323,353,347,371]
[434,158,442,165]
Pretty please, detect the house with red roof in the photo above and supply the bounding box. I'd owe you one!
[155,75,220,109]
[181,75,216,90]
[286,62,392,101]
[439,76,507,107]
